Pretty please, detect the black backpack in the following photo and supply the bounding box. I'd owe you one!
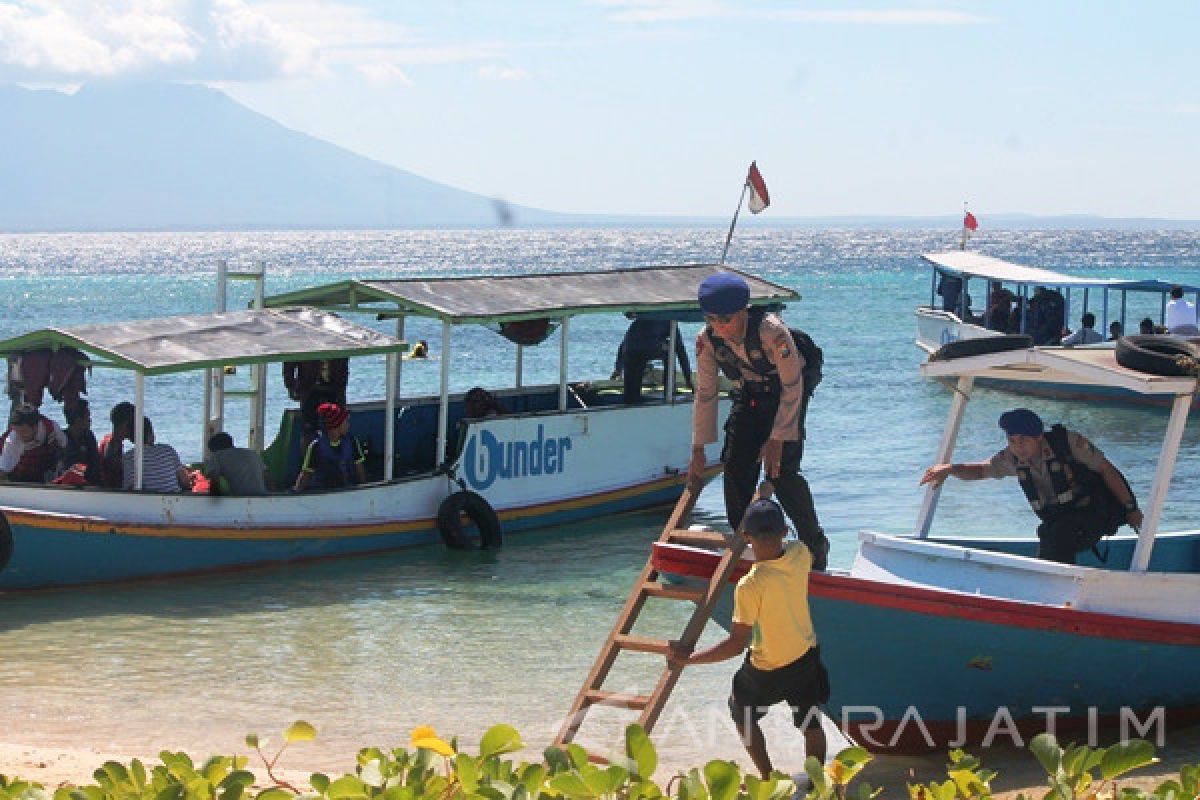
[788,327,823,397]
[706,307,824,398]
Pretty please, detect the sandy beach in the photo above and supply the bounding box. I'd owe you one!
[4,724,1197,798]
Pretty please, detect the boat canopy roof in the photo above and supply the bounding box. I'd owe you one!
[261,264,799,324]
[0,307,406,376]
[920,346,1198,396]
[923,252,1200,294]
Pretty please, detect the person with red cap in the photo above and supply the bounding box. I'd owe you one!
[921,408,1142,563]
[294,402,367,491]
[687,271,829,569]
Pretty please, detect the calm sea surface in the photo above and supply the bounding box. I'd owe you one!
[1,228,1199,772]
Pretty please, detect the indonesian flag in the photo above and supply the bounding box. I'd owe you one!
[746,161,770,214]
[964,210,979,231]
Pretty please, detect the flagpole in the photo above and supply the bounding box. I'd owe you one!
[960,201,968,250]
[719,182,749,265]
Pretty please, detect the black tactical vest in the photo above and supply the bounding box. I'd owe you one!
[1014,425,1095,519]
[705,307,782,397]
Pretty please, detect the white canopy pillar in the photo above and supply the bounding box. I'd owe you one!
[393,315,406,396]
[1130,392,1191,572]
[665,322,678,403]
[515,345,524,388]
[384,352,398,481]
[558,316,571,411]
[248,261,267,451]
[133,372,146,491]
[916,375,974,539]
[436,320,452,469]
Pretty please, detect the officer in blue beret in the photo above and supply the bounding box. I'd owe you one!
[687,271,828,569]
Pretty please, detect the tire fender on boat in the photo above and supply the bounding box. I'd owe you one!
[1115,334,1200,376]
[436,491,503,549]
[930,334,1033,361]
[0,510,12,573]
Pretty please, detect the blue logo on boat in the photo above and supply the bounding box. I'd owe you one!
[462,425,573,490]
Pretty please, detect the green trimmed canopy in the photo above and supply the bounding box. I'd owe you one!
[0,307,406,375]
[262,264,801,324]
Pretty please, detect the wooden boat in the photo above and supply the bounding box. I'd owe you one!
[917,250,1200,407]
[0,264,799,590]
[653,343,1200,751]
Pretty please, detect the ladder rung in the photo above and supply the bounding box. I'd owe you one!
[642,581,705,601]
[583,690,652,710]
[613,634,671,654]
[668,529,731,549]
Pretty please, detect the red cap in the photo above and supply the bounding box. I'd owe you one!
[318,402,349,429]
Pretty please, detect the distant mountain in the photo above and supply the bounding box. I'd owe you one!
[0,83,569,232]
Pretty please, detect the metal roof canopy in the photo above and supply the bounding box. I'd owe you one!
[922,251,1200,294]
[919,346,1199,395]
[0,307,406,376]
[261,264,800,324]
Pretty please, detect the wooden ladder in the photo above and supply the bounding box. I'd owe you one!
[554,483,757,747]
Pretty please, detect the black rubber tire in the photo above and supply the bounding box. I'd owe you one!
[930,334,1033,362]
[436,491,503,549]
[1115,335,1200,376]
[0,511,12,573]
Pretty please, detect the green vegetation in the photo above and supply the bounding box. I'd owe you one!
[0,724,1195,800]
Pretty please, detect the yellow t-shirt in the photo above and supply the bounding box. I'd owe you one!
[732,543,817,670]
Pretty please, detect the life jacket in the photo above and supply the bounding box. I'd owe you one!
[705,307,823,399]
[1015,425,1130,538]
[0,415,61,483]
[97,433,124,489]
[311,430,359,488]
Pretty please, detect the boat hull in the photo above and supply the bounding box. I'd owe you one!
[653,540,1200,752]
[0,401,724,590]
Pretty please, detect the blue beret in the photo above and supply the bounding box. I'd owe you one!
[698,272,750,314]
[998,408,1044,438]
[742,498,787,537]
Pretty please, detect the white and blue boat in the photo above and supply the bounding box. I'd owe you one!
[653,343,1200,751]
[0,264,798,590]
[917,250,1200,407]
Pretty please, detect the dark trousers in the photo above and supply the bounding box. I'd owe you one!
[721,394,825,563]
[1036,503,1109,564]
[622,351,655,405]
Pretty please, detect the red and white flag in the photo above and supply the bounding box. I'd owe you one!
[963,210,979,232]
[746,161,770,214]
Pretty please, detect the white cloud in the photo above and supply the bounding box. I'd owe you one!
[770,9,987,24]
[593,1,987,25]
[591,0,731,23]
[0,0,321,81]
[357,60,412,86]
[476,64,529,81]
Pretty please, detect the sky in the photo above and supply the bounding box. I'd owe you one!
[1,0,1197,219]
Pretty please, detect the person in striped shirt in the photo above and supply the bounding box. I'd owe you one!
[122,417,194,493]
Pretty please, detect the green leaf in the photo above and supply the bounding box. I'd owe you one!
[455,754,479,794]
[310,774,331,795]
[567,745,590,771]
[625,725,658,781]
[359,760,384,789]
[245,735,260,749]
[1030,733,1064,776]
[1100,740,1159,780]
[284,722,318,744]
[546,772,595,799]
[478,725,524,760]
[519,764,546,795]
[702,761,739,800]
[255,789,294,800]
[326,775,369,800]
[544,747,572,775]
[803,757,829,796]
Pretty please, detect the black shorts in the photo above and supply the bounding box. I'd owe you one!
[728,646,830,730]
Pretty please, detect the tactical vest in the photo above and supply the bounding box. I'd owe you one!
[0,415,60,482]
[311,431,358,488]
[705,307,822,399]
[1014,425,1100,520]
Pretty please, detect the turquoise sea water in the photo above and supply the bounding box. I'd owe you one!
[1,228,1199,772]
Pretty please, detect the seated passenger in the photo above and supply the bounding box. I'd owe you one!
[98,401,135,489]
[1108,321,1123,341]
[123,418,193,492]
[409,339,429,359]
[294,403,366,491]
[0,403,66,482]
[1139,317,1156,335]
[204,432,268,496]
[1061,312,1104,346]
[463,387,506,419]
[57,399,101,484]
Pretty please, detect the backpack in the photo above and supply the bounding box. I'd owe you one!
[707,307,824,398]
[788,327,824,397]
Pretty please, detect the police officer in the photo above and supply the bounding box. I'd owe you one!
[686,272,828,569]
[920,408,1143,564]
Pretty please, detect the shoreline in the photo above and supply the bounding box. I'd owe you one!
[5,724,1197,798]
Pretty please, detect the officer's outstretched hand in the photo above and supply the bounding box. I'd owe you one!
[1128,508,1144,530]
[686,447,707,491]
[920,464,952,488]
[760,439,783,479]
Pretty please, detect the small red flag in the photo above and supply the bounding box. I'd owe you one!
[746,161,770,214]
[964,211,979,231]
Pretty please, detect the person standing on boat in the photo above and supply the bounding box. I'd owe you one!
[611,315,694,404]
[283,358,349,441]
[0,404,66,483]
[668,498,829,780]
[920,408,1142,564]
[686,272,828,569]
[1165,286,1198,334]
[1062,312,1104,346]
[294,402,366,491]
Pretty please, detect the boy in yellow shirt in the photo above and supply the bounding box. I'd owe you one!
[669,498,829,779]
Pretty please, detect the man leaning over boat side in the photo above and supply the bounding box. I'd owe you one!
[920,408,1142,565]
[685,272,829,570]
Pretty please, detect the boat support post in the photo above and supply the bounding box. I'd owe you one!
[134,371,145,490]
[394,315,405,396]
[558,316,570,411]
[436,320,451,471]
[916,374,974,538]
[1130,392,1191,572]
[384,352,397,481]
[515,344,524,389]
[666,322,678,403]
